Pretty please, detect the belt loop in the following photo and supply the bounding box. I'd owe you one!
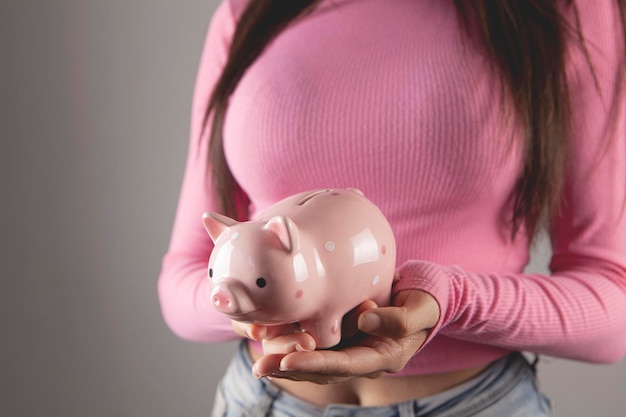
[398,400,418,417]
[246,380,281,417]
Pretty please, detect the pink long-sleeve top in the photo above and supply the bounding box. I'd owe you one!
[158,0,626,376]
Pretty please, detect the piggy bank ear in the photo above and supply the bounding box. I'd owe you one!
[264,215,298,253]
[202,212,239,243]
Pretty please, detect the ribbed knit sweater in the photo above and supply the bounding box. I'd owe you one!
[158,0,626,376]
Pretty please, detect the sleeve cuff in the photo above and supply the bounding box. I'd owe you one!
[393,260,455,351]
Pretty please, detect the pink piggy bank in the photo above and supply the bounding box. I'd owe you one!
[202,188,396,348]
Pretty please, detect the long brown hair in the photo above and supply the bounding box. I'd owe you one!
[202,0,626,235]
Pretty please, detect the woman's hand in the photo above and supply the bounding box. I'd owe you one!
[250,289,440,384]
[231,320,317,353]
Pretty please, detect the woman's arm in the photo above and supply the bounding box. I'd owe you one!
[395,0,626,364]
[157,1,246,343]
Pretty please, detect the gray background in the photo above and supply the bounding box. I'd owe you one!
[1,1,624,416]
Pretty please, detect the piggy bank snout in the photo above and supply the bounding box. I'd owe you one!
[210,280,255,316]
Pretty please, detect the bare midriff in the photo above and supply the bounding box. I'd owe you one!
[248,346,490,407]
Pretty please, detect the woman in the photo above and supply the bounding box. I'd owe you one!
[158,0,626,415]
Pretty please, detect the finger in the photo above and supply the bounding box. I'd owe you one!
[262,331,316,355]
[277,344,388,377]
[357,290,439,338]
[252,353,285,378]
[231,321,299,341]
[231,321,266,341]
[263,323,302,339]
[342,299,378,337]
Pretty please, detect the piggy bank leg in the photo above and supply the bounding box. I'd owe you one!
[300,316,342,349]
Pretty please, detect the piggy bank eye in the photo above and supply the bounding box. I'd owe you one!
[256,278,267,288]
[209,268,214,278]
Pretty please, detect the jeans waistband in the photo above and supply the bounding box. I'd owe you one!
[214,341,548,417]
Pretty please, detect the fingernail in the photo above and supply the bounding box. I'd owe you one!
[246,326,257,340]
[359,313,381,332]
[295,343,313,352]
[252,364,264,379]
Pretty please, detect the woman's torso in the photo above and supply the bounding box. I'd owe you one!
[224,0,529,377]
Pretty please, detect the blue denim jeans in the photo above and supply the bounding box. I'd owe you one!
[211,341,552,417]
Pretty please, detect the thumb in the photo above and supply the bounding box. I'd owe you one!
[357,290,439,338]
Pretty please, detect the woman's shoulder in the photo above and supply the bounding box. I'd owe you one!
[222,0,250,20]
